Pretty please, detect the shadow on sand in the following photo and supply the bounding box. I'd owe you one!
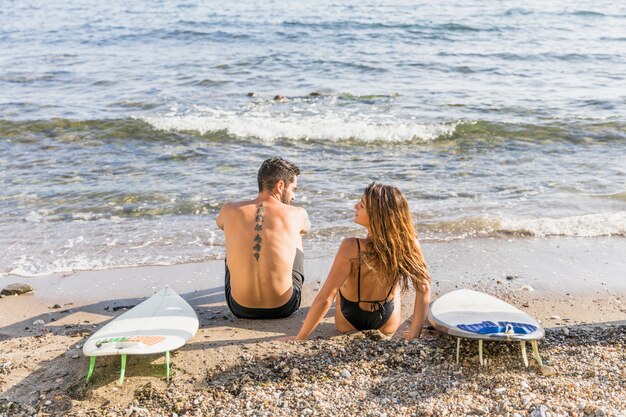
[0,285,335,414]
[0,285,624,415]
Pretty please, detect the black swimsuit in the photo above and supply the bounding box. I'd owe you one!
[339,239,396,331]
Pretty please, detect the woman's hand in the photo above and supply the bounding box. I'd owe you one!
[403,329,420,340]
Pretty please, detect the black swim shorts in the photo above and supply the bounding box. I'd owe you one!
[224,248,304,319]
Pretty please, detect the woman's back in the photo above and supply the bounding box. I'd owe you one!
[337,238,400,331]
[288,183,429,341]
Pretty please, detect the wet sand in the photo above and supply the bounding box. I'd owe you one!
[0,237,625,416]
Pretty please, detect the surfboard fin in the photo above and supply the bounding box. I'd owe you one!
[531,340,543,367]
[85,351,174,385]
[521,340,543,367]
[85,356,96,384]
[166,351,171,381]
[454,338,542,369]
[521,341,529,367]
[119,354,127,385]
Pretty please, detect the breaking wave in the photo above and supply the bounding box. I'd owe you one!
[420,212,626,239]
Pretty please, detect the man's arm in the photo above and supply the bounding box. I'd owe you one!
[216,203,229,230]
[300,208,311,234]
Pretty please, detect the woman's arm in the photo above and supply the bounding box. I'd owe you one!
[293,238,354,340]
[405,282,431,340]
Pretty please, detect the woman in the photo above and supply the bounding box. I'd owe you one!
[290,183,430,340]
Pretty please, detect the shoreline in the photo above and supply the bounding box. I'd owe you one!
[2,236,625,301]
[1,236,625,416]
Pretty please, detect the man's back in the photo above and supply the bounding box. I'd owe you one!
[217,156,309,319]
[218,197,308,308]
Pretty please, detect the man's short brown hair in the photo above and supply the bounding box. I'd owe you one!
[257,157,300,192]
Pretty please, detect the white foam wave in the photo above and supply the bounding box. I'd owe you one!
[419,212,626,239]
[140,110,457,143]
[4,251,222,278]
[500,212,626,237]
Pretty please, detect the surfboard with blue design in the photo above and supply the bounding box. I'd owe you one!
[428,289,544,341]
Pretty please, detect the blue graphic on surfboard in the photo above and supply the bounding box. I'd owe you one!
[82,286,199,384]
[427,289,544,367]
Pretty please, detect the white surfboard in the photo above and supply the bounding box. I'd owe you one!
[428,289,544,366]
[82,286,199,383]
[428,289,544,340]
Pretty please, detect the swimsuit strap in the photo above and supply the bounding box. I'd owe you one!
[384,276,397,300]
[356,238,362,302]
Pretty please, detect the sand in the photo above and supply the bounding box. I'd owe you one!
[0,237,625,416]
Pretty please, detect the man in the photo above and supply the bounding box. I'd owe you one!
[216,157,310,319]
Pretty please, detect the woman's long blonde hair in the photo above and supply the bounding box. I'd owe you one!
[358,183,430,293]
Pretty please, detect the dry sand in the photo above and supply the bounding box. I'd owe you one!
[0,237,625,416]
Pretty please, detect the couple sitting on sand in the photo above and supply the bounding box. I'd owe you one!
[216,157,431,340]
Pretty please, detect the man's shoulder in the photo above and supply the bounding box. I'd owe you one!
[285,205,310,224]
[286,204,308,215]
[221,199,257,211]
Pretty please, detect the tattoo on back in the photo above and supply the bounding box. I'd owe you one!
[253,203,264,261]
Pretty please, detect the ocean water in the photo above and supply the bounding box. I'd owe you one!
[1,0,625,276]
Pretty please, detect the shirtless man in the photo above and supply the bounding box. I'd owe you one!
[216,157,311,319]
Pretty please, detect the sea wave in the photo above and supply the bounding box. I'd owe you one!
[0,220,223,278]
[1,252,222,278]
[280,20,501,33]
[0,118,176,143]
[143,112,626,144]
[1,115,625,146]
[450,120,626,143]
[140,112,457,143]
[499,212,626,238]
[594,192,626,202]
[419,212,626,239]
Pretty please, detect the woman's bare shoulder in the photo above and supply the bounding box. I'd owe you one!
[337,237,360,258]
